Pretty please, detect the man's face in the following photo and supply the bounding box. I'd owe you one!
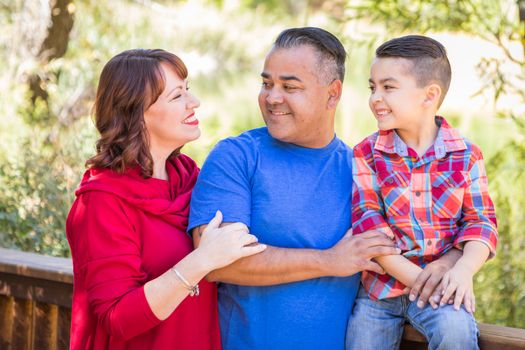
[258,45,335,148]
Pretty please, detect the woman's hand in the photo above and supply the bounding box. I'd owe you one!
[196,211,267,271]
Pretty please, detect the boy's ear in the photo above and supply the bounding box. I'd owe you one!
[423,83,442,108]
[327,79,343,110]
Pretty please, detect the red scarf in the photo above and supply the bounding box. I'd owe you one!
[75,154,199,233]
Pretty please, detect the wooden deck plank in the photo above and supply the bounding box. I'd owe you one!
[12,298,32,350]
[57,306,71,350]
[34,302,58,350]
[0,295,14,350]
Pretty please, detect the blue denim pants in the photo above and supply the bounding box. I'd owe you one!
[346,287,479,350]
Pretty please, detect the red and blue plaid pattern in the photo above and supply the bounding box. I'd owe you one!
[352,117,498,300]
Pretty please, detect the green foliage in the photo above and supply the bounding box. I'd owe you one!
[478,133,525,327]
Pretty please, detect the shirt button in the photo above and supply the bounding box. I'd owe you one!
[387,179,393,184]
[415,191,421,197]
[427,240,432,246]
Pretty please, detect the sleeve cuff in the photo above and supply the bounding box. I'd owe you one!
[112,286,162,340]
[453,235,497,259]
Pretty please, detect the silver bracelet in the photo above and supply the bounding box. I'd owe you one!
[171,267,200,297]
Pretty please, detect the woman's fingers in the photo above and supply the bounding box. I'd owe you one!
[240,233,259,246]
[219,222,248,234]
[240,243,267,257]
[205,210,223,231]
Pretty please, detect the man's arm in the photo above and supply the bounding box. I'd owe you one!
[192,225,400,286]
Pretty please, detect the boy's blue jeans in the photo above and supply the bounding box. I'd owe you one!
[346,287,479,350]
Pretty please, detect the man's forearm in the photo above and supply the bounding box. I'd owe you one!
[207,245,333,285]
[193,224,336,285]
[192,223,399,286]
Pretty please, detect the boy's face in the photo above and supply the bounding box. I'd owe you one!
[368,57,428,131]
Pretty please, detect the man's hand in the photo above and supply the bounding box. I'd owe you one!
[409,248,462,309]
[325,229,400,277]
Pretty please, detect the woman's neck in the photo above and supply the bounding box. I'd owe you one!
[150,147,173,180]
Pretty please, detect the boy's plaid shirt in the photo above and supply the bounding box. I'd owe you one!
[352,117,498,300]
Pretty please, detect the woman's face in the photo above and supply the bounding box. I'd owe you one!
[144,63,201,153]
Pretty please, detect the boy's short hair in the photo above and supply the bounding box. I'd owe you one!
[376,35,451,106]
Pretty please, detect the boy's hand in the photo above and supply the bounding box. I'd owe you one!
[409,249,462,308]
[439,264,476,313]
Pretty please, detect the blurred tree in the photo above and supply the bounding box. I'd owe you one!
[344,0,525,328]
[27,0,74,105]
[0,0,106,255]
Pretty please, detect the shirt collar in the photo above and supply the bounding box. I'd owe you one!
[374,116,467,158]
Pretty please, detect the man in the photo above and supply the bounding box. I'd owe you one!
[189,27,452,349]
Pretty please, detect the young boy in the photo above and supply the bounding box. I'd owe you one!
[346,35,498,350]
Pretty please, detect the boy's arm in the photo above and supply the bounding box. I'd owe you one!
[455,151,498,255]
[352,145,422,283]
[439,151,496,313]
[455,241,491,275]
[375,255,422,287]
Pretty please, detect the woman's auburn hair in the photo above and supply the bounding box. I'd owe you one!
[86,49,188,178]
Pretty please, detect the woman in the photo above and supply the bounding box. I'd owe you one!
[66,49,266,350]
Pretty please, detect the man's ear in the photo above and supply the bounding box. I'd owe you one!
[424,83,442,108]
[327,79,343,110]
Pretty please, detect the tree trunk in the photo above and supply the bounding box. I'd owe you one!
[28,0,74,105]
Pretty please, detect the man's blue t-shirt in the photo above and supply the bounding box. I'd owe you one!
[189,127,360,350]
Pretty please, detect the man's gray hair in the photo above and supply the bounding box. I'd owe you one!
[274,27,347,84]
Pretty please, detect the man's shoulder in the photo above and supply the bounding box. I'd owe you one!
[213,127,268,153]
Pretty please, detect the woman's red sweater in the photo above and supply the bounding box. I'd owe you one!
[66,155,220,350]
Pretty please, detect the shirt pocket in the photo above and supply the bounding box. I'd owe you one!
[377,171,411,217]
[431,171,468,219]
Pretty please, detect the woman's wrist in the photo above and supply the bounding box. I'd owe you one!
[181,247,214,279]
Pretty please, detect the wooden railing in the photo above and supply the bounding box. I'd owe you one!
[1,247,525,349]
[0,248,72,350]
